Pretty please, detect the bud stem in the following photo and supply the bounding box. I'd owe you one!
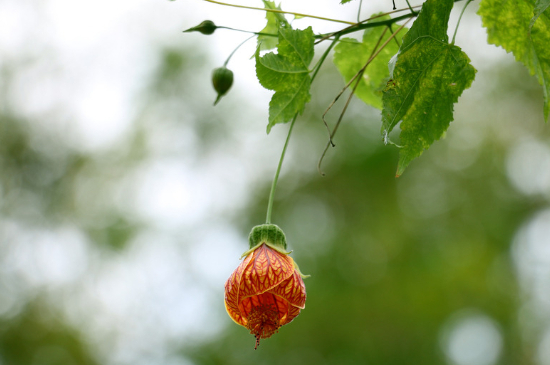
[223,35,255,67]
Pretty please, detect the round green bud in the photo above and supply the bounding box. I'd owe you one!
[212,67,234,105]
[248,224,287,251]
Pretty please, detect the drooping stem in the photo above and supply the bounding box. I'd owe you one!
[318,65,363,176]
[317,18,412,174]
[320,28,388,148]
[312,35,340,145]
[265,35,340,223]
[266,115,297,224]
[202,0,355,25]
[451,0,473,45]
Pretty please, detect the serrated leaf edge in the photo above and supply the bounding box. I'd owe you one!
[267,76,310,133]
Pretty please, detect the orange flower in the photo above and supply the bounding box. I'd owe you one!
[224,224,307,349]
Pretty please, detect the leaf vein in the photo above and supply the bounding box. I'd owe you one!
[270,77,309,123]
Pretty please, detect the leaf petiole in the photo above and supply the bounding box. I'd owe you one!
[451,0,473,45]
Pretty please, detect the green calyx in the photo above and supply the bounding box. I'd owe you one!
[242,224,309,279]
[243,224,288,256]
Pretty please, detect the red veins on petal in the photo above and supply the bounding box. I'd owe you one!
[239,244,294,299]
[283,303,302,326]
[267,268,306,309]
[223,243,307,348]
[224,254,252,326]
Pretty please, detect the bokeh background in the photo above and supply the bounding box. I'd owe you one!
[1,0,550,364]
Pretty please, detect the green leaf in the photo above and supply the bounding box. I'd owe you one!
[257,1,290,51]
[533,0,550,26]
[531,0,550,121]
[381,0,476,176]
[334,16,408,109]
[340,0,355,3]
[479,0,550,122]
[256,27,314,133]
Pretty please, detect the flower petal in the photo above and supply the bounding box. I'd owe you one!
[268,267,306,309]
[238,292,295,338]
[224,299,246,326]
[240,244,294,298]
[280,303,302,326]
[224,254,253,326]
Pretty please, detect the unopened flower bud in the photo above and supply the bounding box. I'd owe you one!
[212,66,234,105]
[224,224,307,349]
[183,20,217,35]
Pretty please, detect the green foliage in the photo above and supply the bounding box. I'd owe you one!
[256,27,314,133]
[333,16,408,110]
[185,59,537,364]
[479,0,550,122]
[192,0,550,176]
[258,0,290,51]
[4,1,550,363]
[381,0,476,176]
[534,0,550,20]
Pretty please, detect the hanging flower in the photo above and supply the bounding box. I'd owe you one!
[224,224,307,349]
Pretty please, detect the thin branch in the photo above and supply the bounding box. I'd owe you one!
[317,19,412,175]
[216,26,277,38]
[315,11,418,44]
[202,0,355,25]
[318,70,363,176]
[321,28,388,147]
[387,24,401,48]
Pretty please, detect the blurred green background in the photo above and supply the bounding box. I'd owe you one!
[1,1,550,365]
